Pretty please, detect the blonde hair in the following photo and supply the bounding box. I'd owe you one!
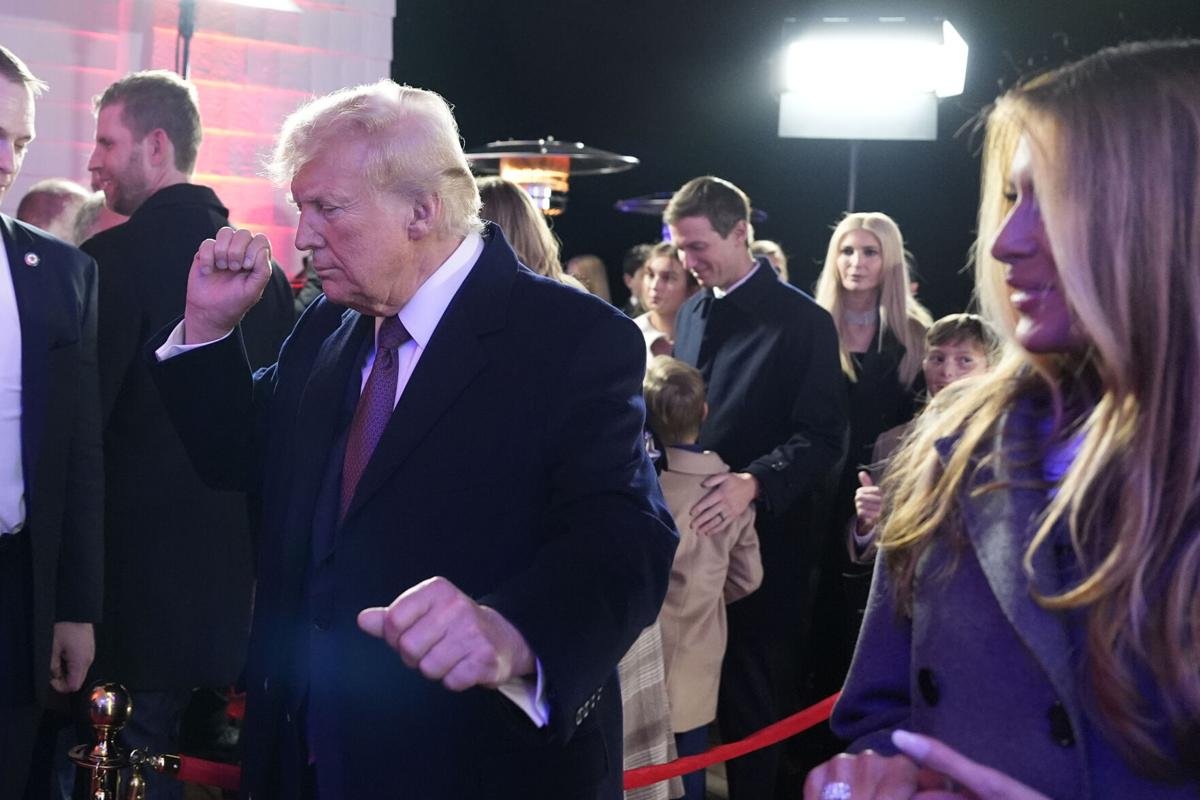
[881,40,1200,776]
[815,212,931,385]
[478,176,566,281]
[267,80,482,239]
[751,238,789,281]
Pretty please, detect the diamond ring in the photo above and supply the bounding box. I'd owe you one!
[820,782,852,800]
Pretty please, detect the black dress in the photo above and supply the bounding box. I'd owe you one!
[795,328,922,766]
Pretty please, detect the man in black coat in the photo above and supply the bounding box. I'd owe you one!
[0,46,102,796]
[79,70,293,793]
[668,177,847,800]
[148,80,676,799]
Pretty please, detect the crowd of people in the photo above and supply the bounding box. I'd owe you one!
[0,33,1198,800]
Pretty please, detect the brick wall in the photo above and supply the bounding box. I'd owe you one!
[0,0,393,276]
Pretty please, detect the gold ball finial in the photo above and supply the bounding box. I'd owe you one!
[89,682,132,729]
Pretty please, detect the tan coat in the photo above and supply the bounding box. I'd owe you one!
[657,447,763,731]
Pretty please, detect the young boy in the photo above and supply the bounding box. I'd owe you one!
[644,356,763,800]
[853,313,999,557]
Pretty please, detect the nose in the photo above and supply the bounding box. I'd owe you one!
[0,140,14,176]
[294,209,324,251]
[86,146,101,173]
[990,204,1037,264]
[681,251,700,270]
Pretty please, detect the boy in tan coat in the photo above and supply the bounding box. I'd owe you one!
[645,356,763,800]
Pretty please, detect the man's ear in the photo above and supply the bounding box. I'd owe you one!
[144,128,175,169]
[729,218,748,246]
[407,193,442,240]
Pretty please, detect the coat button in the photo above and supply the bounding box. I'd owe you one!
[917,668,940,706]
[1048,702,1075,746]
[575,708,585,725]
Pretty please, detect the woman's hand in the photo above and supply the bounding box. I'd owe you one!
[892,730,1052,800]
[803,749,921,800]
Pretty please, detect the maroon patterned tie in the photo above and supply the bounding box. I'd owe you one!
[339,316,411,521]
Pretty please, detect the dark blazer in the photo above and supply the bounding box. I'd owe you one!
[833,403,1197,799]
[1,215,103,706]
[673,260,847,627]
[81,183,293,690]
[149,225,677,799]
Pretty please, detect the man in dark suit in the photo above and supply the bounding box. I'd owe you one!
[148,81,676,799]
[0,45,102,795]
[668,177,847,800]
[78,69,294,793]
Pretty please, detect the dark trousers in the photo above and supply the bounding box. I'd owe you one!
[1,530,37,797]
[716,600,802,800]
[674,726,708,800]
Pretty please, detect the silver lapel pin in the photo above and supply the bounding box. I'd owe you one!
[24,252,39,267]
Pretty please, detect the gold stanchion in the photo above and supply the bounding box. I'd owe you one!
[68,683,186,800]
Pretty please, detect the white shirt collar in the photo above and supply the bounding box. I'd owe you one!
[377,231,484,347]
[712,260,760,299]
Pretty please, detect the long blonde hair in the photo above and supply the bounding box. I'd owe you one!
[815,212,931,385]
[881,40,1200,776]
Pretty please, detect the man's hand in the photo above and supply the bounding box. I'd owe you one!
[184,226,273,344]
[855,471,883,535]
[357,577,536,692]
[690,471,758,535]
[50,622,94,694]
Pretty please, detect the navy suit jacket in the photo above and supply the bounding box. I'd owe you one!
[150,225,677,799]
[1,215,103,706]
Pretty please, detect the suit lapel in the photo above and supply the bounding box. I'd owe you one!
[954,407,1079,711]
[340,226,517,523]
[282,308,372,566]
[2,217,49,491]
[674,292,712,367]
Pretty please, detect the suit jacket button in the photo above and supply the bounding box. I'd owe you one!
[1048,702,1075,746]
[575,708,585,725]
[917,668,940,706]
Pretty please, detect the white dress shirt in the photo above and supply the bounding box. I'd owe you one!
[157,231,549,726]
[0,239,25,535]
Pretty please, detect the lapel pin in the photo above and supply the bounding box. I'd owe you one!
[24,252,39,267]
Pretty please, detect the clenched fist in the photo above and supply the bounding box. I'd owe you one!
[184,226,274,344]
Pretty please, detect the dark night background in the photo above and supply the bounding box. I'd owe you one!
[394,1,1200,318]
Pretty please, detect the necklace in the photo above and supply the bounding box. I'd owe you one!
[843,307,878,326]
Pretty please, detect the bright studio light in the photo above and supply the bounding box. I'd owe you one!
[783,20,968,99]
[778,15,969,142]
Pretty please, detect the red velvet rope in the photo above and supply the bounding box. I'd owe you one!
[623,692,840,790]
[170,691,840,793]
[176,755,241,791]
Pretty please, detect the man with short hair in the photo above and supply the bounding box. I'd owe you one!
[79,70,295,795]
[668,176,846,800]
[0,45,102,795]
[15,177,91,243]
[149,80,676,799]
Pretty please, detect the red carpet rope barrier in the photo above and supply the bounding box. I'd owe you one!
[175,755,242,791]
[167,691,841,793]
[623,692,841,790]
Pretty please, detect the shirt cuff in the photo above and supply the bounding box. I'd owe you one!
[496,659,549,728]
[154,321,233,361]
